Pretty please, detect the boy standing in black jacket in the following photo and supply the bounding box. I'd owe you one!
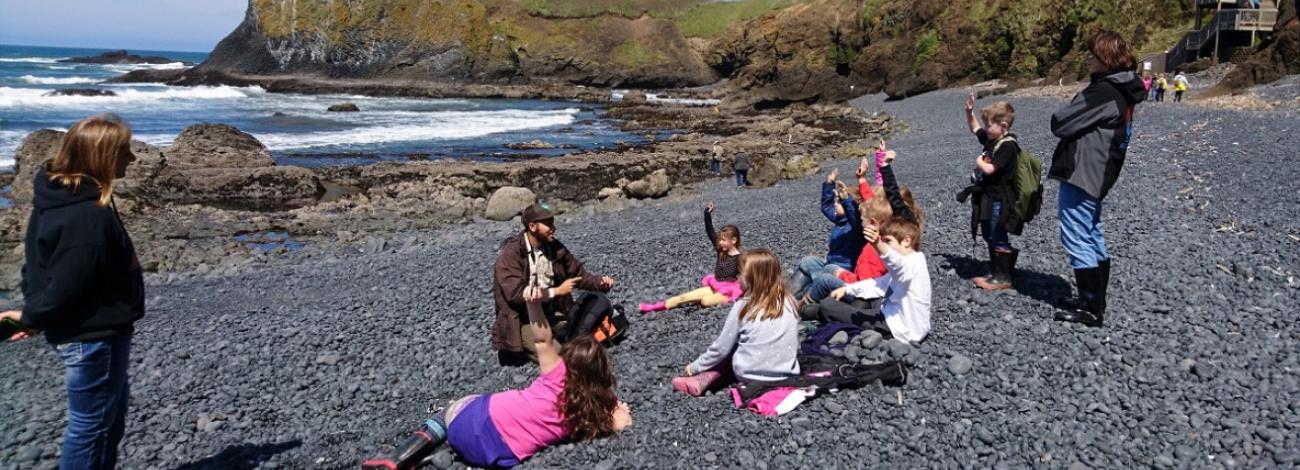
[963,96,1021,290]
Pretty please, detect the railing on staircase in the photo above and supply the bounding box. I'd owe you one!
[1165,6,1279,70]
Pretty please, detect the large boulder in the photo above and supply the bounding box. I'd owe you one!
[484,186,536,221]
[623,168,671,199]
[164,124,274,169]
[748,155,786,188]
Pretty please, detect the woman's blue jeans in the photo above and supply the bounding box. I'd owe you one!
[54,335,132,470]
[1058,183,1108,269]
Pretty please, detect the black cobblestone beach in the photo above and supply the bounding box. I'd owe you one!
[3,87,1299,469]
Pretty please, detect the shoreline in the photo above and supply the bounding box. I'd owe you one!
[0,92,891,291]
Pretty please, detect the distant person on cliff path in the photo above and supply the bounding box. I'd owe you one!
[492,202,615,366]
[2,113,145,470]
[1173,71,1189,102]
[1048,31,1146,327]
[733,151,751,187]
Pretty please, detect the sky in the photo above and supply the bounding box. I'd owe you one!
[0,0,247,53]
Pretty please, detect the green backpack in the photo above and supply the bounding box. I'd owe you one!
[993,136,1043,234]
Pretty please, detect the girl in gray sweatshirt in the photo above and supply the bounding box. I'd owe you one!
[674,249,801,395]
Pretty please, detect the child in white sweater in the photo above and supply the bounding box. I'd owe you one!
[830,216,932,345]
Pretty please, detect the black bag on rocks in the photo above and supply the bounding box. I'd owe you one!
[558,292,629,346]
[732,354,908,404]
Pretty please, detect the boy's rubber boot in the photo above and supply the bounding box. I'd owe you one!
[1060,258,1108,310]
[974,248,1013,290]
[1055,267,1104,327]
[362,418,448,470]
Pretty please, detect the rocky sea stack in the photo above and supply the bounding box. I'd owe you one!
[58,49,190,65]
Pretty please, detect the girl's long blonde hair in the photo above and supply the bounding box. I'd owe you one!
[738,249,791,322]
[47,115,133,206]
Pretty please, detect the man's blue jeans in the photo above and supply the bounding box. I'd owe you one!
[54,335,132,470]
[735,170,749,186]
[981,201,1011,251]
[1059,182,1108,269]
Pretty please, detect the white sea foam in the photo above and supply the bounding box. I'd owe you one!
[0,57,66,64]
[0,157,13,171]
[255,108,580,150]
[103,62,189,72]
[19,75,102,85]
[0,85,265,108]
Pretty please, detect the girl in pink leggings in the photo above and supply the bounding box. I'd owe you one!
[364,288,632,470]
[640,201,744,313]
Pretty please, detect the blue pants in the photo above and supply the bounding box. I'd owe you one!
[1059,183,1108,269]
[789,256,842,298]
[735,169,749,186]
[55,335,132,470]
[981,201,1011,251]
[710,160,721,175]
[808,272,847,302]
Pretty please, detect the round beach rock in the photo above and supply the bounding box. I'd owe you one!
[484,186,536,221]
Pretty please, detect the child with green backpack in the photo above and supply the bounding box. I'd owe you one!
[961,95,1041,290]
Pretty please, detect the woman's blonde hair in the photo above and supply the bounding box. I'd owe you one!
[47,115,133,206]
[738,248,791,322]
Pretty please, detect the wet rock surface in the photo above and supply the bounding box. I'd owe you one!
[1,88,1297,468]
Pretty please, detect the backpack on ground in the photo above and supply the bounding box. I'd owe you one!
[559,292,630,346]
[993,136,1044,235]
[731,354,908,404]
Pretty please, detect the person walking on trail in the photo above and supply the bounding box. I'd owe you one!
[492,202,615,366]
[733,151,751,187]
[1048,31,1146,328]
[1155,74,1168,102]
[710,141,723,176]
[1173,71,1190,102]
[2,114,145,470]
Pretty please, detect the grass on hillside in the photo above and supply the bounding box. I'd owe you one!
[674,0,798,37]
[520,0,706,18]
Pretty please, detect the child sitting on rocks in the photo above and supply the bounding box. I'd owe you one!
[799,157,892,308]
[363,287,632,470]
[640,201,743,313]
[673,249,801,396]
[787,167,867,302]
[829,216,932,345]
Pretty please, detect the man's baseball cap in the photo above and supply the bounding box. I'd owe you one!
[521,202,555,224]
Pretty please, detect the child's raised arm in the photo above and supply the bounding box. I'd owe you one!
[704,201,718,248]
[524,286,562,374]
[965,93,982,135]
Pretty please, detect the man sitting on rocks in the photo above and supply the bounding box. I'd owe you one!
[492,202,615,366]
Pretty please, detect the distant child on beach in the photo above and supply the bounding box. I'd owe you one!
[364,287,632,470]
[672,249,801,396]
[639,202,744,313]
[829,216,932,345]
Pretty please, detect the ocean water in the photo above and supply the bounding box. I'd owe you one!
[0,44,652,171]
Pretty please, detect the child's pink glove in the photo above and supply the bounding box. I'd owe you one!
[873,149,886,186]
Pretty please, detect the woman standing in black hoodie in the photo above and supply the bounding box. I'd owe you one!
[2,114,143,469]
[1047,31,1146,327]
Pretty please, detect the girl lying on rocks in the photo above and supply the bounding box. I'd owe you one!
[363,287,632,470]
[672,249,801,396]
[639,201,743,313]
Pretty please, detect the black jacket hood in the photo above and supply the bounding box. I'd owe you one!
[1094,70,1148,105]
[32,167,104,211]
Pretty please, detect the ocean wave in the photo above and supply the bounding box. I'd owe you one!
[103,62,189,72]
[19,75,102,85]
[0,57,66,64]
[0,157,13,170]
[0,85,266,108]
[256,108,580,150]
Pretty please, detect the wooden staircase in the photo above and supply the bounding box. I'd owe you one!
[1161,0,1280,71]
